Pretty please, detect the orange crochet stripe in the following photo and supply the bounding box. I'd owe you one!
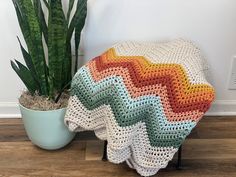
[88,61,204,122]
[89,49,214,100]
[86,48,215,113]
[100,48,214,95]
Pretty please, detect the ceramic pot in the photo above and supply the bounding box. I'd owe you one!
[19,104,75,150]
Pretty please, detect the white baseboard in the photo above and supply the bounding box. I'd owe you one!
[0,100,235,118]
[0,102,21,118]
[205,100,236,116]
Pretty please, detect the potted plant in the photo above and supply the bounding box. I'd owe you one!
[10,0,87,150]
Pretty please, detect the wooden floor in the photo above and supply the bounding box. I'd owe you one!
[1,117,236,177]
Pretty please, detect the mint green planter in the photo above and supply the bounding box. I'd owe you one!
[19,104,75,150]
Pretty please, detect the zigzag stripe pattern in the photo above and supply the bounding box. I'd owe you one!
[65,40,215,176]
[90,48,214,112]
[70,67,196,147]
[88,58,204,122]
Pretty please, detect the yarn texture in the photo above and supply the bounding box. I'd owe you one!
[65,39,215,176]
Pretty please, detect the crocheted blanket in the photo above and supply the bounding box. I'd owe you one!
[65,39,215,176]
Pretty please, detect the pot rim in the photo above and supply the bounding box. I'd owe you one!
[19,103,66,113]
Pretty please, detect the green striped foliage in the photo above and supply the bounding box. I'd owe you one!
[11,0,87,101]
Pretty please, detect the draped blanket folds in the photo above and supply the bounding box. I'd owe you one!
[65,39,215,176]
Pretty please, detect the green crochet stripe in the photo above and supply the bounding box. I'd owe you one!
[71,67,196,148]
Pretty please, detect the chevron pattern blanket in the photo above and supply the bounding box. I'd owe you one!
[65,39,215,176]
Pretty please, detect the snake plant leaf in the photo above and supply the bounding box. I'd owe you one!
[42,0,49,9]
[33,0,48,45]
[74,0,87,72]
[62,44,72,89]
[66,0,87,45]
[11,60,39,94]
[63,0,79,88]
[17,37,41,93]
[48,0,67,94]
[13,0,48,95]
[67,0,75,22]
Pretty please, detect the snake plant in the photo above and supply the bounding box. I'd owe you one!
[11,0,87,102]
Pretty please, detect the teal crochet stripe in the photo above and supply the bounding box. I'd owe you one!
[71,66,196,148]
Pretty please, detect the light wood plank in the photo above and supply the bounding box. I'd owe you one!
[0,141,86,169]
[85,140,104,160]
[195,121,236,139]
[183,139,236,159]
[0,118,23,125]
[0,159,236,177]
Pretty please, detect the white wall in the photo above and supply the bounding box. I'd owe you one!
[1,0,236,117]
[82,0,236,115]
[0,1,25,117]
